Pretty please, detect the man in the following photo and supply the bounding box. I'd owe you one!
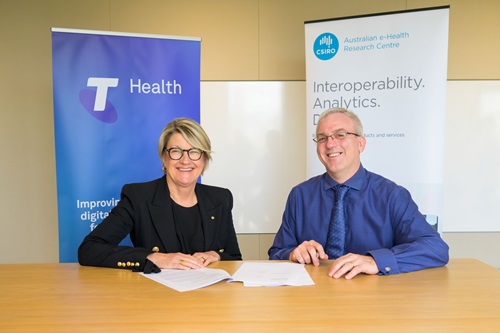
[268,108,449,279]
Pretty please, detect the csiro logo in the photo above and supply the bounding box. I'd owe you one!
[79,77,119,123]
[313,33,339,60]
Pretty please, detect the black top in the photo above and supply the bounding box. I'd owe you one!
[172,201,204,254]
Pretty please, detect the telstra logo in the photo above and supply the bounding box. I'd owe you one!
[79,77,119,123]
[313,33,339,60]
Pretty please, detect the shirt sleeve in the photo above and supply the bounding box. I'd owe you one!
[369,186,449,274]
[268,190,298,260]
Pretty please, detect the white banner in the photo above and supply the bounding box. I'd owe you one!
[305,7,449,231]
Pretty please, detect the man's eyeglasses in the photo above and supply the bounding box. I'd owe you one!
[164,147,204,161]
[313,131,360,144]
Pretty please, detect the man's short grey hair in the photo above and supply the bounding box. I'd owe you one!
[317,107,364,136]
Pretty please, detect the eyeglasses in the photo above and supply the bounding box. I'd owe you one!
[313,131,360,144]
[164,147,204,161]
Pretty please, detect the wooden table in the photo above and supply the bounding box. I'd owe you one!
[1,259,499,332]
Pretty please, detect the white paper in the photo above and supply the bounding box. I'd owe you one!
[140,262,314,292]
[140,268,231,292]
[230,262,315,287]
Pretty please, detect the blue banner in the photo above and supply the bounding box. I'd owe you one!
[51,28,200,262]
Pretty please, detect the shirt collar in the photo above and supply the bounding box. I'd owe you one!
[321,164,366,191]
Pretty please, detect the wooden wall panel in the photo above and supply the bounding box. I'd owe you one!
[110,0,260,80]
[409,0,500,79]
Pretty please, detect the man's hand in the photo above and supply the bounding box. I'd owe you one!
[289,240,328,266]
[328,253,379,279]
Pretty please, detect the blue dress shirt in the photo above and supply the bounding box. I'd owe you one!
[268,165,449,275]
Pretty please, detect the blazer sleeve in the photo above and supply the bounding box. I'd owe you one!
[77,183,153,271]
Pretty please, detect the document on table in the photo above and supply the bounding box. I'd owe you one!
[140,268,232,292]
[229,262,315,287]
[140,262,314,292]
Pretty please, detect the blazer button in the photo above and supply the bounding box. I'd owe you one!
[152,246,160,252]
[218,249,225,253]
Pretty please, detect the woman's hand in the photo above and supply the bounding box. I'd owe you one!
[192,251,221,266]
[146,252,204,270]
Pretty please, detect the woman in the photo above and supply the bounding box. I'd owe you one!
[78,118,242,273]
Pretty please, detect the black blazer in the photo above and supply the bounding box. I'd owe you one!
[78,176,242,271]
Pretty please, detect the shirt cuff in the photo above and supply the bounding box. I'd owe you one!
[366,248,400,275]
[135,259,161,274]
